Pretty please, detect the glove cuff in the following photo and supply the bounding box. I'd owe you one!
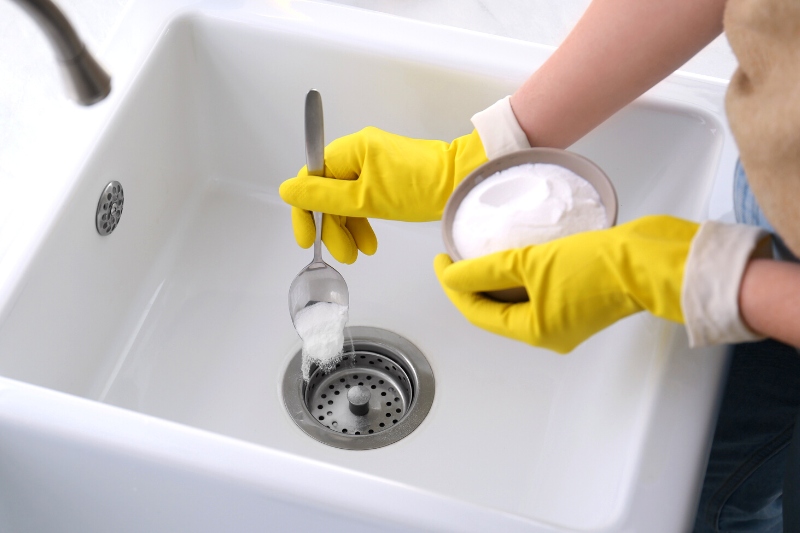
[470,96,531,160]
[682,221,772,347]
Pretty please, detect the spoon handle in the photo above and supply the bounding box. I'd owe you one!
[312,211,323,263]
[305,89,325,264]
[305,89,325,175]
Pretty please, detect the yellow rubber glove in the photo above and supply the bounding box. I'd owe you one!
[280,127,488,264]
[434,215,700,353]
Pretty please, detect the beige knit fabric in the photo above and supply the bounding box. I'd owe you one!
[725,0,800,256]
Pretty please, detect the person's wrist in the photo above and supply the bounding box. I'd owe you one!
[738,258,800,347]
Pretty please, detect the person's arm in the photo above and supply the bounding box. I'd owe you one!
[739,259,800,348]
[510,0,727,148]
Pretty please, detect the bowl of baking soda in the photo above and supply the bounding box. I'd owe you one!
[442,148,618,302]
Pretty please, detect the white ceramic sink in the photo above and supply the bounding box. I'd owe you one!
[0,3,734,532]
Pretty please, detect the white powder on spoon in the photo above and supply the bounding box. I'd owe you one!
[452,163,607,259]
[293,302,349,381]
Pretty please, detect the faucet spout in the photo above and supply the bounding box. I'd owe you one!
[10,0,111,105]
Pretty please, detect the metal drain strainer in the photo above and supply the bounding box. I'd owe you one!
[282,326,435,450]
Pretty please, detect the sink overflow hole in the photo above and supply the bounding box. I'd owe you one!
[96,181,124,236]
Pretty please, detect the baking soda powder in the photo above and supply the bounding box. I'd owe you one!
[452,163,607,259]
[293,301,349,381]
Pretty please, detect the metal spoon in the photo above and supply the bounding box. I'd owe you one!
[288,90,349,327]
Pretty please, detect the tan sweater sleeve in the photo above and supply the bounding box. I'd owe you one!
[724,0,800,257]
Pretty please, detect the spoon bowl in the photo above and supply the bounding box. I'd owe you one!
[288,250,349,326]
[288,90,349,327]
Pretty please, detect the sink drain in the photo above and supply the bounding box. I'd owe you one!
[282,326,435,450]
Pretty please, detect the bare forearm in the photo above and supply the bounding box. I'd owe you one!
[510,0,727,148]
[739,259,800,348]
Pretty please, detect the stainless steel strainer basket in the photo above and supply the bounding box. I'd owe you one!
[282,326,435,450]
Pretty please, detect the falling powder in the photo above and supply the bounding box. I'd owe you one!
[293,302,349,381]
[453,163,607,259]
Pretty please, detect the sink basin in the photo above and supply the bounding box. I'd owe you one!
[0,3,732,531]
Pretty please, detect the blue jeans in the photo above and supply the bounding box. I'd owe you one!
[733,162,798,263]
[693,161,800,533]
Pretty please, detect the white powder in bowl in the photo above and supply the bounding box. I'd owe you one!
[452,163,607,259]
[293,301,349,381]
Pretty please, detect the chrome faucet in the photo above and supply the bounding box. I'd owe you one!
[9,0,111,105]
